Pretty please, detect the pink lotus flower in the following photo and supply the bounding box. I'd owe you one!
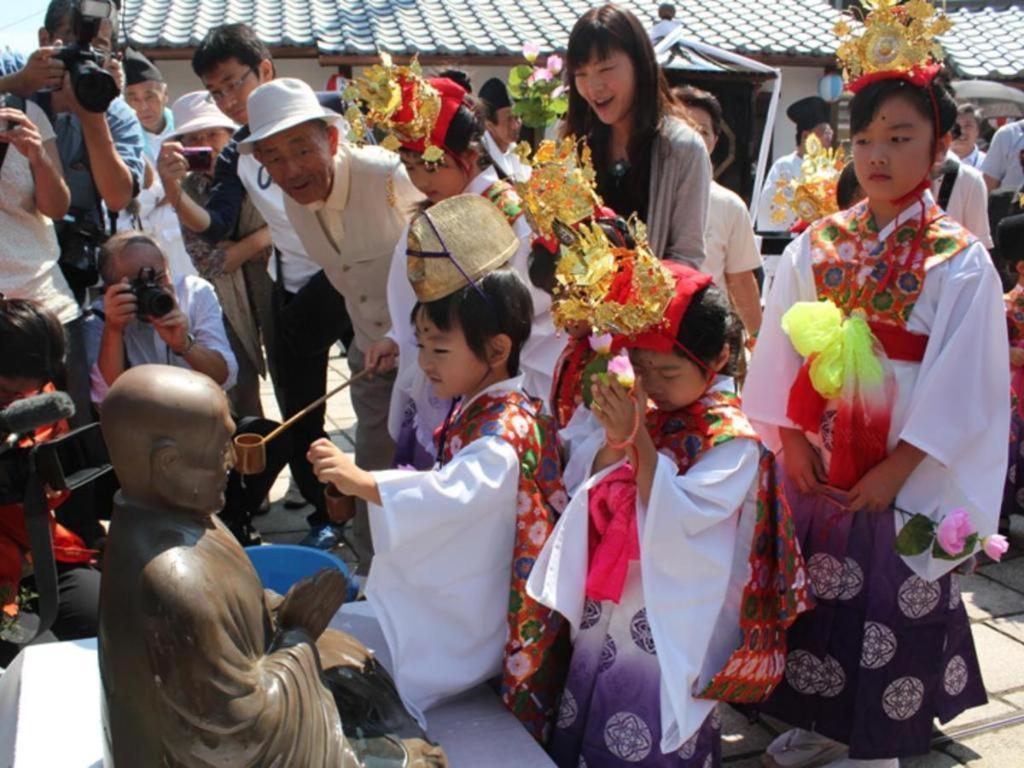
[546,54,564,75]
[551,84,568,99]
[531,67,553,83]
[588,332,613,355]
[936,508,974,556]
[523,42,541,63]
[983,534,1009,562]
[607,353,635,389]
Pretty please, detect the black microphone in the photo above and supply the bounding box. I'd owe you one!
[0,392,76,439]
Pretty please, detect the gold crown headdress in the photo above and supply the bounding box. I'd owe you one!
[343,53,445,163]
[773,135,846,229]
[834,0,952,92]
[552,215,675,337]
[514,138,601,240]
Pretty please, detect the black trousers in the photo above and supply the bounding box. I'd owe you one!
[269,271,354,526]
[0,563,101,667]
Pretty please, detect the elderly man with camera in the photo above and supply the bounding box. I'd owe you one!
[83,231,237,406]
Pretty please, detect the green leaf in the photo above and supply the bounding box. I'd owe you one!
[893,513,936,556]
[932,532,979,561]
[581,355,611,408]
[507,65,533,90]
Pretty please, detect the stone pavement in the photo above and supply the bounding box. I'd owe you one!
[255,347,1024,766]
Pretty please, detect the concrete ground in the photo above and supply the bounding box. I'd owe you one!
[256,347,1024,766]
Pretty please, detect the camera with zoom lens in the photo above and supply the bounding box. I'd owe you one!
[129,266,175,319]
[53,0,119,114]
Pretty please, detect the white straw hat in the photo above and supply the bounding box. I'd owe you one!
[168,91,237,139]
[237,78,343,155]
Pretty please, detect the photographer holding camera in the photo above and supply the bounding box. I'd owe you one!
[0,298,99,666]
[83,232,237,405]
[0,0,147,305]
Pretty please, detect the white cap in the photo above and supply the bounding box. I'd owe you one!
[237,78,343,155]
[168,91,237,139]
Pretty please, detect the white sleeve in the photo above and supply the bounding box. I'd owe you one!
[980,126,1011,184]
[365,436,520,719]
[187,278,238,390]
[743,234,816,451]
[756,162,782,232]
[25,100,56,143]
[724,195,763,274]
[385,225,416,347]
[641,439,760,753]
[962,170,993,248]
[896,243,1010,580]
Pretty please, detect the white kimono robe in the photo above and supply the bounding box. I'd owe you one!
[384,167,565,454]
[744,191,1010,582]
[528,378,762,752]
[367,376,527,723]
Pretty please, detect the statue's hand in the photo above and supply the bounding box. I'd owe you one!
[276,569,347,638]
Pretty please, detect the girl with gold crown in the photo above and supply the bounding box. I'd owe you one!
[527,254,809,767]
[308,194,569,743]
[346,56,565,468]
[745,3,1009,765]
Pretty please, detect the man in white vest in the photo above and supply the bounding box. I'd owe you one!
[240,78,423,573]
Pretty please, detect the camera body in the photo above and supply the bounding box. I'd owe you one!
[129,266,175,320]
[53,0,119,114]
[181,146,215,172]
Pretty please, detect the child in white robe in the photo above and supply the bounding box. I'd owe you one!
[308,195,569,743]
[529,263,809,767]
[744,13,1009,764]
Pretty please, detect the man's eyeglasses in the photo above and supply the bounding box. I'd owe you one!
[206,69,256,103]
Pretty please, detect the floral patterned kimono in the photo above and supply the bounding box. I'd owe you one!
[530,379,808,767]
[745,192,1009,759]
[367,376,569,743]
[1003,284,1024,518]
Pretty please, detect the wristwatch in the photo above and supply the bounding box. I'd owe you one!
[175,332,197,357]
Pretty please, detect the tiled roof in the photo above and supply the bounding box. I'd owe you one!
[122,0,843,60]
[942,4,1024,81]
[122,1,1024,81]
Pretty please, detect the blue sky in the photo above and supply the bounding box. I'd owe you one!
[1,1,63,56]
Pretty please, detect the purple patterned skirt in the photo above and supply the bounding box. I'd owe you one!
[759,479,986,759]
[548,564,721,767]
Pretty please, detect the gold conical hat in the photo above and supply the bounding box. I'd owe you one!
[407,194,519,302]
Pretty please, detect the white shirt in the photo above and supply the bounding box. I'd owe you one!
[84,274,238,404]
[482,131,531,183]
[237,152,321,293]
[117,176,198,280]
[932,151,993,248]
[745,191,1009,582]
[981,119,1024,191]
[703,181,763,287]
[959,145,986,170]
[756,152,804,233]
[0,100,80,324]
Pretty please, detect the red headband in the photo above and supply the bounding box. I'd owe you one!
[620,262,713,356]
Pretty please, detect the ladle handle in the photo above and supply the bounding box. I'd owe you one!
[263,368,373,444]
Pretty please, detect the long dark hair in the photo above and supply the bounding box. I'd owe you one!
[565,4,671,220]
[675,284,746,380]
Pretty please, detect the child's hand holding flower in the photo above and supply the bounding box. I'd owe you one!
[591,374,642,449]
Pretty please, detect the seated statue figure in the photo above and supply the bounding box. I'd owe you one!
[98,364,446,768]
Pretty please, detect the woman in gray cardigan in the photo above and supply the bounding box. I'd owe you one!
[564,3,710,268]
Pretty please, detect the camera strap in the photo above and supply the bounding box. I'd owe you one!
[22,472,60,644]
[937,157,960,211]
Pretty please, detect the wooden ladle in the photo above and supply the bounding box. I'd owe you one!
[232,368,372,476]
